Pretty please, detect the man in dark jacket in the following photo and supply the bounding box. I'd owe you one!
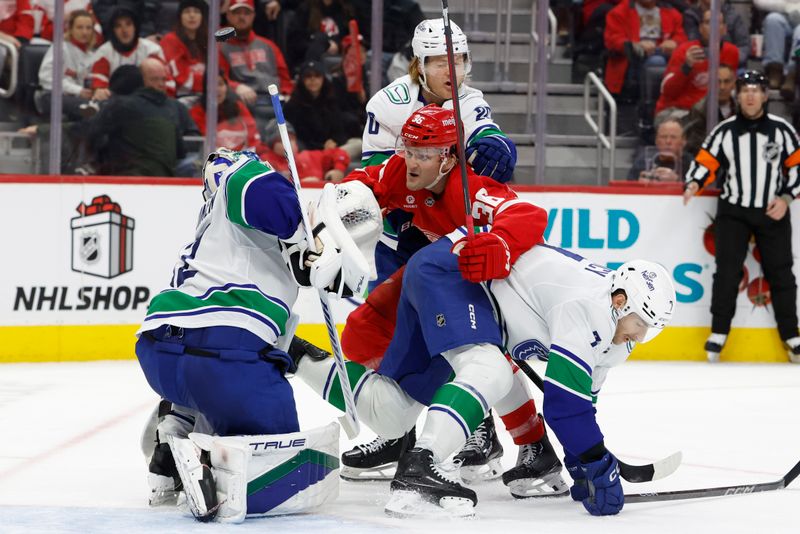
[683,0,749,68]
[93,0,161,40]
[89,58,199,176]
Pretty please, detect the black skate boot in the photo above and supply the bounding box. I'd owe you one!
[385,447,477,518]
[453,415,504,483]
[502,433,569,498]
[340,427,416,481]
[288,336,331,373]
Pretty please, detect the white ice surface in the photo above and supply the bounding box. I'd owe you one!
[1,359,798,533]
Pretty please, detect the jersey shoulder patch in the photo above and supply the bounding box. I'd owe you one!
[382,81,412,105]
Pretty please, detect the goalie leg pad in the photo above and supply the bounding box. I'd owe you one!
[167,435,220,522]
[188,422,341,521]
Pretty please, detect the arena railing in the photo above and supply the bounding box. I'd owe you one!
[583,72,617,185]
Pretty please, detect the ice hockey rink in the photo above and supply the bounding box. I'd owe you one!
[1,358,798,534]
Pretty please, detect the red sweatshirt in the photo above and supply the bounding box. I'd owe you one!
[654,39,739,114]
[161,31,206,96]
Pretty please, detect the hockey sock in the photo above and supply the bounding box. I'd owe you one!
[417,344,514,462]
[495,371,544,445]
[295,356,373,412]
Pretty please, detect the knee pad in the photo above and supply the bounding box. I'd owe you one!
[442,343,515,411]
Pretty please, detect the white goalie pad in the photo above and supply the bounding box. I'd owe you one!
[186,422,340,523]
[316,181,382,296]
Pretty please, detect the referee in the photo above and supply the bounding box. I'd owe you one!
[684,70,800,363]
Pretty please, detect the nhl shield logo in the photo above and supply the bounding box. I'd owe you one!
[80,232,100,264]
[425,197,434,207]
[436,313,446,327]
[763,142,781,163]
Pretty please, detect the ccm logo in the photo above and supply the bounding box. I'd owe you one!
[468,304,477,330]
[250,438,307,451]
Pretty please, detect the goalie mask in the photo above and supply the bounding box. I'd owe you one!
[611,260,676,343]
[201,148,259,200]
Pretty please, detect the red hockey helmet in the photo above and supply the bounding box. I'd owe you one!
[399,104,458,148]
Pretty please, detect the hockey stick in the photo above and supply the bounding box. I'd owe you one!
[515,359,682,483]
[440,0,475,237]
[268,84,360,440]
[625,458,800,503]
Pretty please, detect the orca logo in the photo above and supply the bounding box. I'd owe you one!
[511,339,549,361]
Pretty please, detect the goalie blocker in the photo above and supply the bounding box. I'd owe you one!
[170,422,340,522]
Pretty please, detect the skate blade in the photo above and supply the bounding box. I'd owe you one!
[340,463,396,481]
[456,457,504,484]
[707,351,720,363]
[508,472,570,499]
[384,490,475,519]
[149,489,179,507]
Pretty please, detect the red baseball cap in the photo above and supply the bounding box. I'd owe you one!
[229,0,254,12]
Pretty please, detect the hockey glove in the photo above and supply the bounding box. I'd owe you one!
[453,232,511,282]
[564,451,589,502]
[580,451,624,516]
[466,135,517,183]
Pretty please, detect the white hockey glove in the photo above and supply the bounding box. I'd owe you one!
[279,217,343,292]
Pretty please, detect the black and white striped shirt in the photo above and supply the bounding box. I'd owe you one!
[685,113,800,208]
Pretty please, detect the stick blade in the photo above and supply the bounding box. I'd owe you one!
[651,451,683,481]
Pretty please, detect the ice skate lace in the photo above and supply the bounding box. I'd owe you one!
[519,442,542,467]
[357,436,390,454]
[430,457,462,485]
[459,422,488,455]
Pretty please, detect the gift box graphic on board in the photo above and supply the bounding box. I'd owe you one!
[70,195,135,279]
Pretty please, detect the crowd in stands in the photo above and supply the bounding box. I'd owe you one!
[0,1,798,183]
[0,0,419,177]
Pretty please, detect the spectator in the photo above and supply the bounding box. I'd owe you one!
[604,0,687,99]
[285,0,355,69]
[161,0,208,101]
[654,9,739,117]
[329,33,367,133]
[683,64,737,157]
[683,0,749,68]
[684,70,800,363]
[35,9,96,119]
[756,0,800,98]
[31,1,97,42]
[219,0,293,115]
[283,59,360,160]
[627,117,690,181]
[89,5,174,101]
[261,118,350,185]
[252,0,299,48]
[189,70,265,154]
[93,0,160,40]
[88,57,198,176]
[0,0,33,76]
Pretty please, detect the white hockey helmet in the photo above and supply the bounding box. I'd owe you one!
[611,260,676,342]
[412,18,471,90]
[201,148,259,200]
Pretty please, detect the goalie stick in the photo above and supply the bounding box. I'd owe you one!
[625,458,800,503]
[515,359,682,483]
[268,84,360,440]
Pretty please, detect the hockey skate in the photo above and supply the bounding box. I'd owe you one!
[705,333,727,363]
[501,433,569,499]
[385,447,477,518]
[288,336,331,372]
[452,415,504,483]
[785,337,800,364]
[340,428,416,481]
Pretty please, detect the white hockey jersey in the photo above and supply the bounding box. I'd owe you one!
[484,242,635,455]
[137,156,300,345]
[361,74,502,165]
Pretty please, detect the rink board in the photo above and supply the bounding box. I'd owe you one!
[1,176,799,363]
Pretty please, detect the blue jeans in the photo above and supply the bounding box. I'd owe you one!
[762,12,800,68]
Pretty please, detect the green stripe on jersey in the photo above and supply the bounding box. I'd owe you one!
[147,287,289,334]
[361,153,391,167]
[545,351,593,399]
[429,383,485,433]
[225,159,271,228]
[327,361,370,412]
[469,127,506,144]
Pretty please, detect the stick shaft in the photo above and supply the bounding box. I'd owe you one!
[269,86,360,438]
[440,2,475,238]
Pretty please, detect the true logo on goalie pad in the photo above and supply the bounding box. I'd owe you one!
[250,438,306,451]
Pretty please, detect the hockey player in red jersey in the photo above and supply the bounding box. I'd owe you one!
[315,105,568,497]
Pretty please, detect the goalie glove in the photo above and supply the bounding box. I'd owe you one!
[452,232,512,282]
[280,221,344,292]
